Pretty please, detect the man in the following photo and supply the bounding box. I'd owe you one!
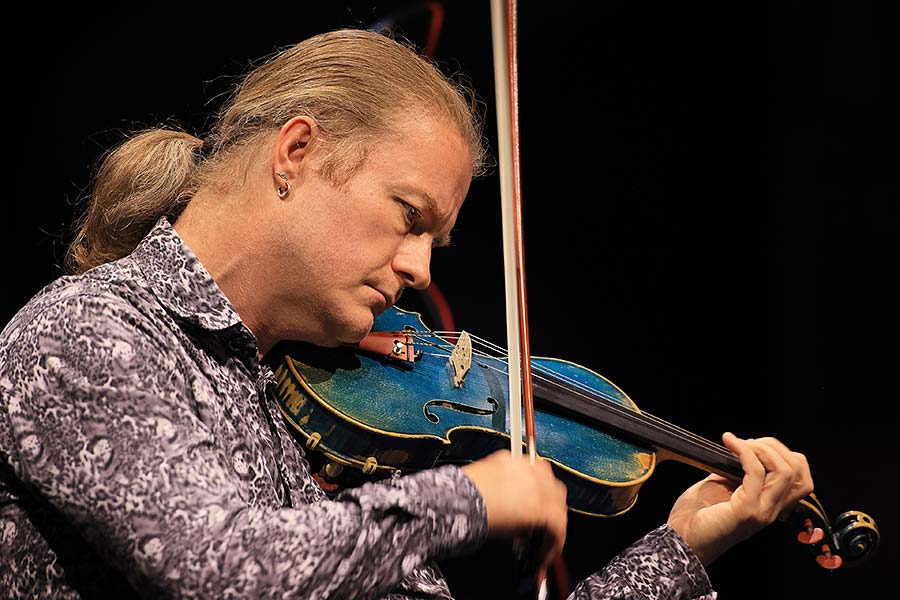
[0,29,812,599]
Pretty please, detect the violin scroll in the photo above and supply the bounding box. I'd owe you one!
[831,510,879,566]
[790,495,879,570]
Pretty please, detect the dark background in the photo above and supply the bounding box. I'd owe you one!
[4,1,896,598]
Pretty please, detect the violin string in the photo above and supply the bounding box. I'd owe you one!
[481,356,736,463]
[445,331,736,460]
[405,330,735,463]
[412,329,665,430]
[407,331,518,364]
[531,367,736,462]
[405,329,723,459]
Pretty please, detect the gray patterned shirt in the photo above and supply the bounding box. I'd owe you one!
[0,217,715,599]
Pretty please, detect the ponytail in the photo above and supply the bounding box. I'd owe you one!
[65,128,204,275]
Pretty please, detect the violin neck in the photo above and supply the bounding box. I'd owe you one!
[533,376,744,481]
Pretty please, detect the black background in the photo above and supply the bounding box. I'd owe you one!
[3,1,896,598]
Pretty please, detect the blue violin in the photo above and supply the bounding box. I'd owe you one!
[269,306,879,571]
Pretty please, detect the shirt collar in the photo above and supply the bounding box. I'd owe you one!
[130,217,261,369]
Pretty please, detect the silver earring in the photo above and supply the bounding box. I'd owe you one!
[276,171,291,199]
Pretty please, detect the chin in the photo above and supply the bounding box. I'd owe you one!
[328,310,375,347]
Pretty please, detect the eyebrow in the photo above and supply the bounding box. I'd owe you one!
[433,231,453,248]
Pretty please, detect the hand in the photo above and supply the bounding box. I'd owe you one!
[666,432,814,565]
[461,449,568,569]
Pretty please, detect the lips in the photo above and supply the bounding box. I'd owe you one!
[368,280,403,311]
[378,284,406,308]
[378,289,397,308]
[369,286,393,310]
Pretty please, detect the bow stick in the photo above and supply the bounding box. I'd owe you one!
[489,1,550,598]
[489,1,533,462]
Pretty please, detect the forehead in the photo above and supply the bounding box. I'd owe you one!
[372,115,473,213]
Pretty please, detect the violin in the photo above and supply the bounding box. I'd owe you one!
[267,306,880,572]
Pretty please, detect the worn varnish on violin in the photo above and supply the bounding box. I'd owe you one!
[268,306,879,571]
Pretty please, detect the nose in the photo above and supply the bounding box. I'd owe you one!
[393,235,432,290]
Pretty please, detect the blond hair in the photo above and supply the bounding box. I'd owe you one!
[65,28,488,275]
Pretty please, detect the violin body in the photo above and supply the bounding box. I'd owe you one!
[269,306,879,569]
[271,306,653,517]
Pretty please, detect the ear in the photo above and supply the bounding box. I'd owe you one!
[272,115,318,182]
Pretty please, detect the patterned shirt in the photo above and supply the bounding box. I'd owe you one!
[0,216,715,599]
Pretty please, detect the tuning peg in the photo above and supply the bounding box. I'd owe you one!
[815,544,843,570]
[796,517,825,545]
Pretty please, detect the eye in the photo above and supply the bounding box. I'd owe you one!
[394,197,428,235]
[403,203,422,225]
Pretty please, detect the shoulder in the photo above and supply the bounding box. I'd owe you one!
[0,259,167,380]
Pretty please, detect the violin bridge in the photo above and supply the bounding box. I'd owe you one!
[450,330,473,387]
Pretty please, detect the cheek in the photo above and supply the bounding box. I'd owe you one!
[307,230,391,285]
[340,220,400,268]
[299,188,399,277]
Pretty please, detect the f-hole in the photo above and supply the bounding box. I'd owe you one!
[423,397,500,423]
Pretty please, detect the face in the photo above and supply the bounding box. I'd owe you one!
[273,115,473,347]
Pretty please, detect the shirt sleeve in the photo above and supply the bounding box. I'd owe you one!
[568,525,716,600]
[0,292,487,599]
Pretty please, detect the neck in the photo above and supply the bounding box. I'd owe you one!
[173,191,277,355]
[531,371,743,480]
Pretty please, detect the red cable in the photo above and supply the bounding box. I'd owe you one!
[422,281,455,337]
[423,2,445,58]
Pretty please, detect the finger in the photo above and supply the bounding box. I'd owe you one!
[747,439,793,502]
[723,432,767,497]
[538,474,568,566]
[749,438,791,479]
[555,477,568,505]
[755,437,814,492]
[534,455,556,476]
[755,436,792,455]
[541,511,567,571]
[759,437,814,500]
[522,520,562,573]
